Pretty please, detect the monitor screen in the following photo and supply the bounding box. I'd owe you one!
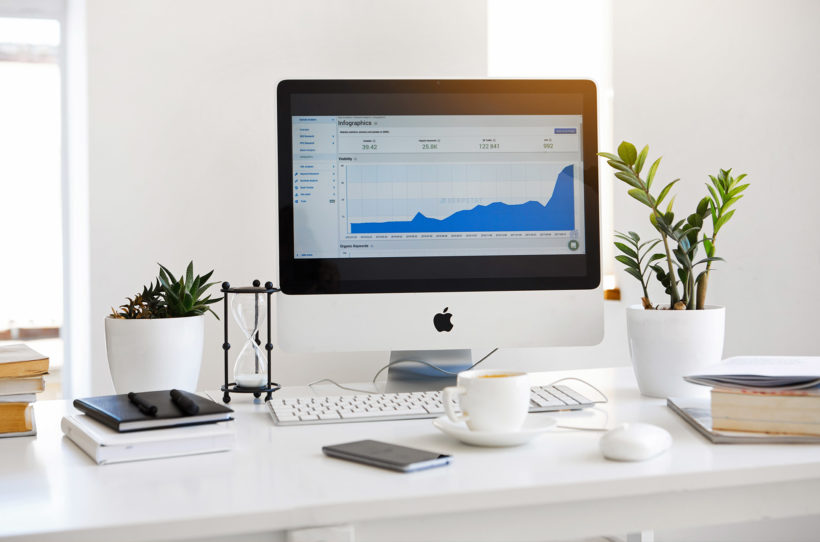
[278,80,599,295]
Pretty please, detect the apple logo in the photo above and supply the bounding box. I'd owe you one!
[433,307,454,332]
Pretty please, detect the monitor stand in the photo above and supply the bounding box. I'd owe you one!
[384,349,473,392]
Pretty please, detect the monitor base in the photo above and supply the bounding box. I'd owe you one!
[384,349,473,393]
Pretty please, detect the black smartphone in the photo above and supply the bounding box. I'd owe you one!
[322,440,452,473]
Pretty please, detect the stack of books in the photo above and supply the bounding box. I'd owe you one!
[0,344,49,438]
[669,356,820,443]
[62,390,236,464]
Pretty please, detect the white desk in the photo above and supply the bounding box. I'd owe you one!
[2,367,820,542]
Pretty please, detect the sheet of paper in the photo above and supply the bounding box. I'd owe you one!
[693,356,820,377]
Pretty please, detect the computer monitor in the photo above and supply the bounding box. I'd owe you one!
[277,80,602,387]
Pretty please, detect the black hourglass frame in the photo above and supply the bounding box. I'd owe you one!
[220,280,281,403]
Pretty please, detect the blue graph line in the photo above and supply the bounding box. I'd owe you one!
[350,165,575,233]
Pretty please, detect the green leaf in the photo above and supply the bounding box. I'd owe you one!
[714,209,736,233]
[616,254,640,270]
[656,179,679,206]
[694,256,724,266]
[703,237,714,257]
[628,188,654,208]
[624,266,644,283]
[687,212,703,229]
[185,262,194,287]
[706,183,719,207]
[648,253,666,263]
[635,145,649,174]
[158,264,176,285]
[617,141,638,165]
[628,231,640,243]
[614,242,638,258]
[697,196,710,217]
[646,157,662,189]
[607,160,633,173]
[598,152,620,161]
[728,183,750,198]
[720,194,743,213]
[638,239,661,251]
[614,171,643,189]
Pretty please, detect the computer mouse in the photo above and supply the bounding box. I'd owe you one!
[599,422,672,461]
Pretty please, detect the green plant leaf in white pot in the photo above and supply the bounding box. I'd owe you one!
[105,262,221,394]
[601,142,749,397]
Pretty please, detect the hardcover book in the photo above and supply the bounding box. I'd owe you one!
[0,402,33,434]
[0,377,45,396]
[61,414,235,464]
[73,390,233,432]
[0,344,49,379]
[667,397,820,444]
[711,386,820,436]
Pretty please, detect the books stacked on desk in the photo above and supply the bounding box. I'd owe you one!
[62,390,235,464]
[669,356,820,443]
[0,344,49,438]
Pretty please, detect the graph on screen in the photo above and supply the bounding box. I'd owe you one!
[346,163,575,234]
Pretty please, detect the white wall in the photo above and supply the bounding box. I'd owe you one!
[84,0,488,394]
[612,0,820,359]
[80,0,820,397]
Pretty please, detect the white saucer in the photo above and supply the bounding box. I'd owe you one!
[433,415,557,447]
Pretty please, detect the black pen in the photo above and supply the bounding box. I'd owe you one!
[170,389,200,415]
[128,392,157,416]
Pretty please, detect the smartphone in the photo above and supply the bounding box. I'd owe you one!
[322,439,452,473]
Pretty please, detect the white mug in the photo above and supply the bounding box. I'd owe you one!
[443,369,530,432]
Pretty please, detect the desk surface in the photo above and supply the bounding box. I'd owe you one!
[2,367,820,542]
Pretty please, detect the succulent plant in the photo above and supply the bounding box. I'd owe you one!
[110,263,221,319]
[600,142,748,310]
[157,262,221,318]
[110,281,167,319]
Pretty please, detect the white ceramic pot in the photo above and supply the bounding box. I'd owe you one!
[626,305,725,398]
[104,315,205,394]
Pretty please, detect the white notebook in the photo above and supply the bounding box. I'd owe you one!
[61,414,235,465]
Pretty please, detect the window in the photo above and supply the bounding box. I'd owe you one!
[0,15,64,398]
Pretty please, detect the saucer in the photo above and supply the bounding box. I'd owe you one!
[433,415,557,447]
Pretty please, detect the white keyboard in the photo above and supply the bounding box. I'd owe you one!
[267,384,594,425]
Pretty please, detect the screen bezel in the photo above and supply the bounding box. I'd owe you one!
[277,79,600,295]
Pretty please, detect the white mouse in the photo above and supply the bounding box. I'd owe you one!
[599,422,672,461]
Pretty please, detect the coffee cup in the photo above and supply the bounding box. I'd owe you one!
[443,369,530,432]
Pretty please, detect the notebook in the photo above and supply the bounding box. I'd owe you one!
[73,390,233,432]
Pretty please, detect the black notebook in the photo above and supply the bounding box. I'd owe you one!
[73,390,233,432]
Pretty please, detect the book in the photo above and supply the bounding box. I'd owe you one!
[667,397,820,444]
[0,416,36,438]
[0,377,45,396]
[0,344,49,378]
[0,402,33,433]
[685,356,820,390]
[61,414,235,465]
[73,390,233,432]
[0,393,36,403]
[711,386,820,436]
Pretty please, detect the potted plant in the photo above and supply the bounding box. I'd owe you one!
[600,142,749,397]
[105,262,221,393]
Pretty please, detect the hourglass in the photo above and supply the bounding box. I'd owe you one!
[232,291,267,389]
[220,280,280,403]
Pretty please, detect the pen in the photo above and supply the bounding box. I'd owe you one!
[170,389,200,415]
[128,392,157,416]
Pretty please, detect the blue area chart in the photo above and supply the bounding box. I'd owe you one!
[351,165,575,234]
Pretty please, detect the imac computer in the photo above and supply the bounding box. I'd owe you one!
[276,80,602,388]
